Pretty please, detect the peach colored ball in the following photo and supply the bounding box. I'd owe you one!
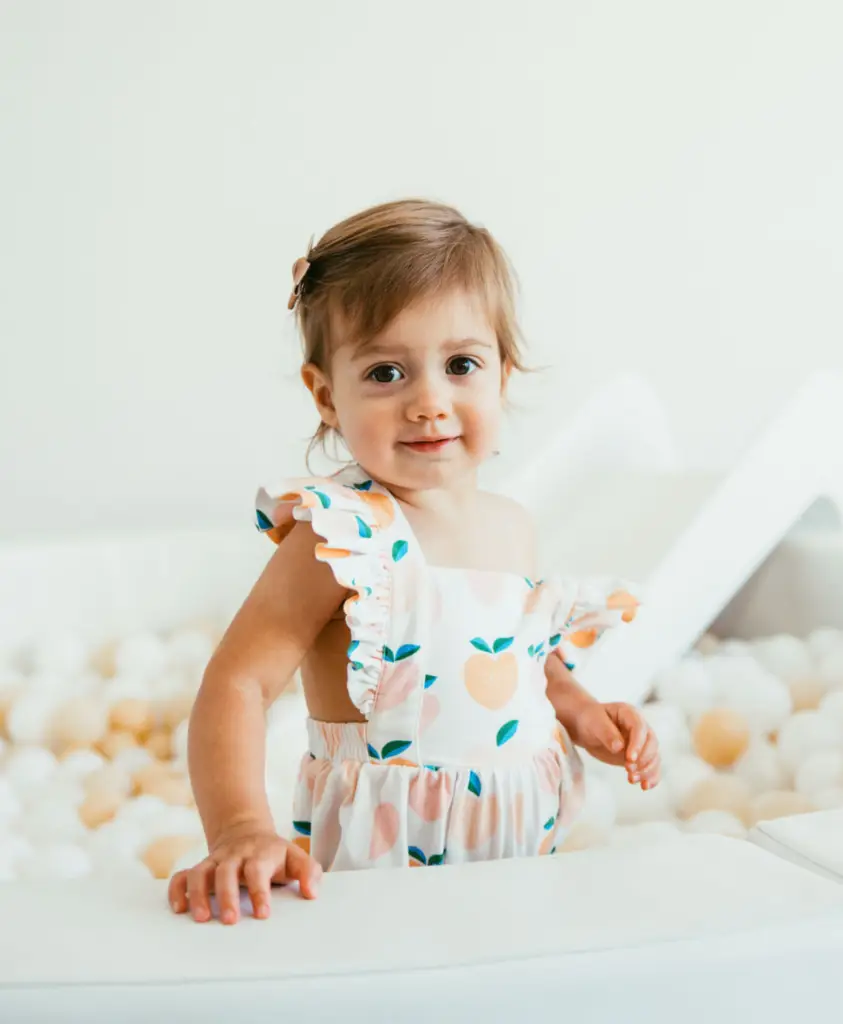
[144,729,173,761]
[96,730,139,760]
[158,695,194,731]
[788,677,826,712]
[144,774,194,807]
[131,761,172,796]
[692,708,751,768]
[83,764,131,800]
[50,698,109,755]
[749,790,814,826]
[78,789,125,829]
[678,775,753,827]
[109,699,154,738]
[89,641,119,679]
[142,835,200,880]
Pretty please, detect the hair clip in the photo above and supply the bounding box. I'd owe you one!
[287,256,311,310]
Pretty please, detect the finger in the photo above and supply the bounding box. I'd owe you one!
[616,705,648,763]
[243,857,276,919]
[641,755,662,788]
[186,861,217,923]
[588,711,625,756]
[215,858,244,925]
[278,844,323,900]
[635,731,660,772]
[168,870,189,914]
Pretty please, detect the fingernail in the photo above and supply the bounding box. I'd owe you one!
[612,740,623,752]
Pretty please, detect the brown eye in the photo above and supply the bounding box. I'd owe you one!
[368,365,402,384]
[448,356,479,376]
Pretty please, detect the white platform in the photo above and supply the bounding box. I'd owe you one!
[749,810,843,884]
[1,837,843,1022]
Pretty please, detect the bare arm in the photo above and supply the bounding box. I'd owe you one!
[188,520,347,847]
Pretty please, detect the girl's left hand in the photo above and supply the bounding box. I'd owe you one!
[569,702,661,790]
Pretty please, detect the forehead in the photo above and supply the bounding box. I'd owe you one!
[336,289,497,359]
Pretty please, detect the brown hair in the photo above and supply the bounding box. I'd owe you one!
[290,198,526,456]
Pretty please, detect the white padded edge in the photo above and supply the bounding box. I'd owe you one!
[749,810,843,883]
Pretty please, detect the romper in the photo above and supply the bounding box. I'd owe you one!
[255,463,639,871]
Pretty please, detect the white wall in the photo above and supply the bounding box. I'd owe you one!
[2,0,841,540]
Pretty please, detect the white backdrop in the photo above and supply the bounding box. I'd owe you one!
[2,0,842,540]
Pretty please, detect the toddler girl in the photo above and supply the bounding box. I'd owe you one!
[169,199,660,925]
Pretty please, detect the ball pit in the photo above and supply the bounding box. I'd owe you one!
[3,623,843,879]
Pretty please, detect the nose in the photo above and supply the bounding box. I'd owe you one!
[405,372,451,422]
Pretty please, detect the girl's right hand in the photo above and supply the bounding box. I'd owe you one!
[168,823,322,925]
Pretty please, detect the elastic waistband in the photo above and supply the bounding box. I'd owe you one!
[306,718,369,762]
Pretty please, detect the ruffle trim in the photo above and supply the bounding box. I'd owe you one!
[547,576,641,657]
[255,472,392,716]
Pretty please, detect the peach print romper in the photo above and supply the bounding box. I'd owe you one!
[255,464,638,871]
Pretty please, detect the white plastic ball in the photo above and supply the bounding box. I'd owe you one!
[0,834,33,870]
[577,775,617,830]
[684,810,747,839]
[6,692,57,746]
[664,754,716,807]
[102,674,149,704]
[732,738,788,794]
[49,696,109,753]
[19,843,92,880]
[653,657,715,718]
[608,821,683,847]
[59,749,106,782]
[0,668,24,698]
[4,746,58,795]
[818,649,843,691]
[819,689,843,733]
[172,719,189,764]
[115,633,168,681]
[705,655,792,735]
[21,796,87,843]
[171,841,209,875]
[112,746,155,775]
[808,628,843,662]
[752,635,813,682]
[114,794,170,826]
[26,630,88,676]
[86,818,148,861]
[641,701,691,762]
[610,771,673,825]
[777,710,841,778]
[0,777,22,825]
[167,630,214,673]
[717,640,754,657]
[794,750,843,797]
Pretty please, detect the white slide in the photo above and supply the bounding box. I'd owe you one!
[540,372,843,704]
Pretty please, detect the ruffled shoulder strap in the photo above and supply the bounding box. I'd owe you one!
[254,464,416,716]
[547,576,641,671]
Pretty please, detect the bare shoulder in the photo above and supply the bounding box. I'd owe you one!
[477,491,538,575]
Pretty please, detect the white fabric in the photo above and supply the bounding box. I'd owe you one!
[2,836,843,1021]
[749,809,843,882]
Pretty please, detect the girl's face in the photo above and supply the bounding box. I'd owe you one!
[303,289,509,492]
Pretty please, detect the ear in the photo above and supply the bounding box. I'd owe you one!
[301,363,340,430]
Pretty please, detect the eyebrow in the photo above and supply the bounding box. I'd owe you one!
[353,337,495,360]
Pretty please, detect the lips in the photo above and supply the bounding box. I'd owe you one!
[402,437,458,452]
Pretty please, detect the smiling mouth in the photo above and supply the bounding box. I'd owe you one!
[401,437,459,453]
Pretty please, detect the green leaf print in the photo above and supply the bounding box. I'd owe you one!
[382,739,412,760]
[525,577,535,588]
[292,821,312,836]
[347,640,359,656]
[564,660,576,672]
[367,744,381,760]
[528,644,535,658]
[352,480,373,491]
[392,539,409,562]
[428,853,445,866]
[383,645,395,663]
[255,509,273,531]
[408,846,427,865]
[355,515,373,539]
[549,633,562,647]
[496,720,519,746]
[493,637,514,654]
[543,816,556,831]
[470,638,493,654]
[395,644,420,661]
[424,674,438,689]
[350,660,364,672]
[468,771,482,797]
[304,486,331,509]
